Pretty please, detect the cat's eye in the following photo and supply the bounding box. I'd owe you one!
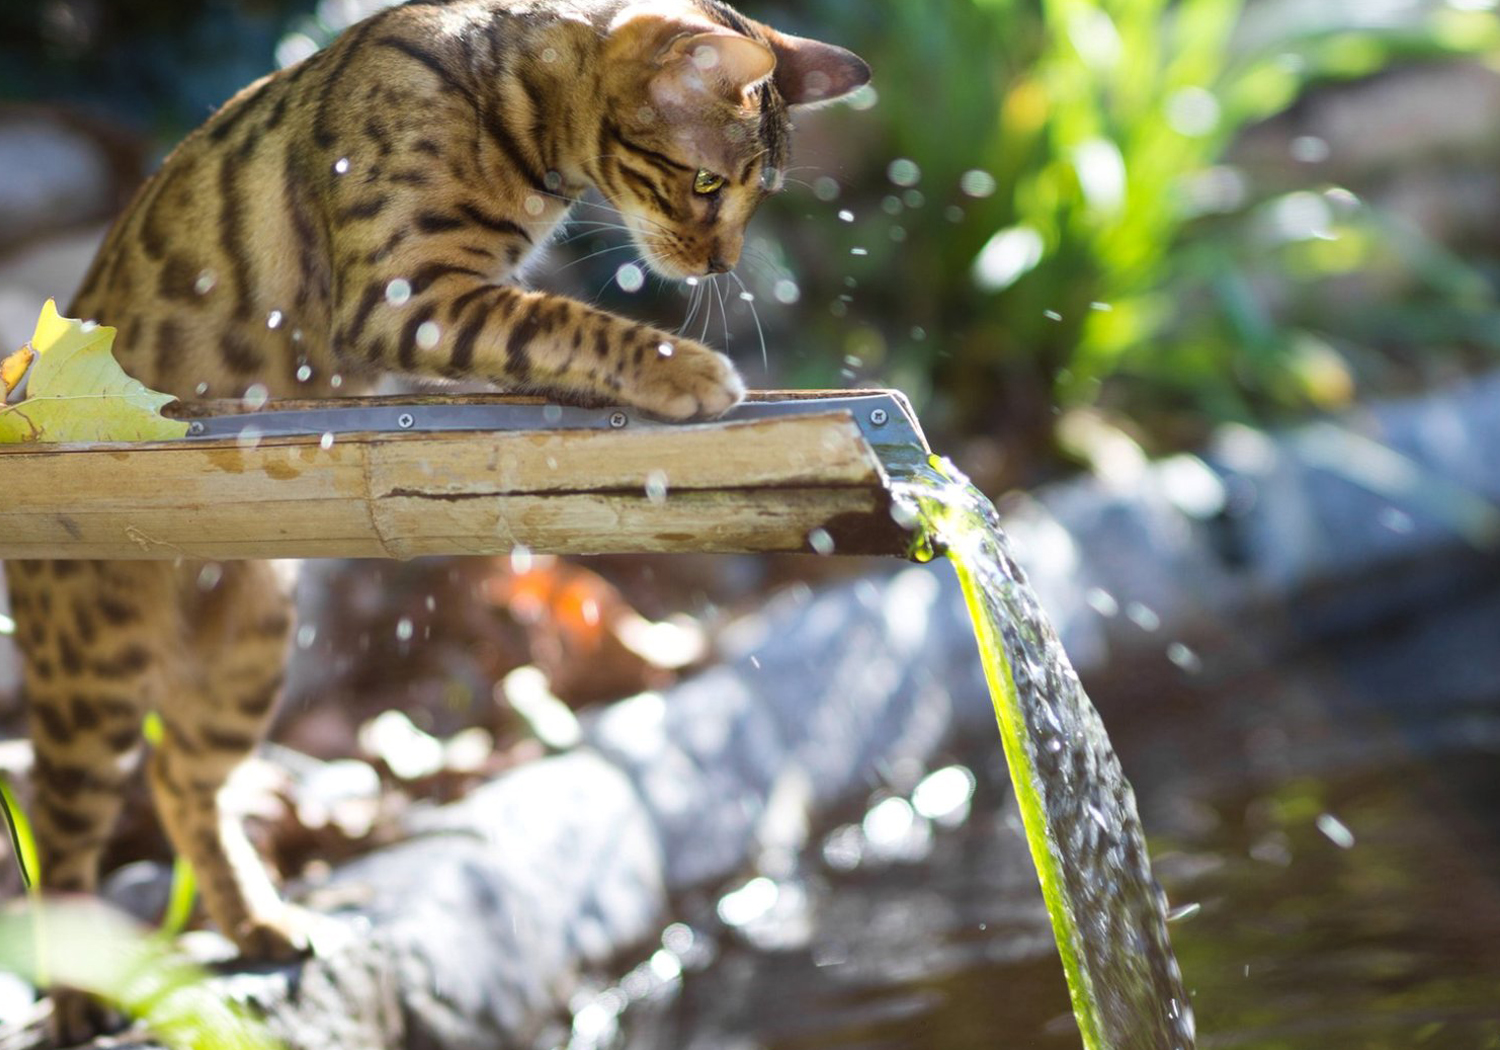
[693,169,726,195]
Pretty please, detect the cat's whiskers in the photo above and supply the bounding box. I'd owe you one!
[679,280,706,336]
[712,276,731,352]
[553,242,638,273]
[729,270,768,373]
[699,276,717,344]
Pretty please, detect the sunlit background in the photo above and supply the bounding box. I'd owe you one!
[4,0,1500,1047]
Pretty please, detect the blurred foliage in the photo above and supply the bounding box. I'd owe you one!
[734,0,1500,464]
[5,0,1500,469]
[0,900,282,1049]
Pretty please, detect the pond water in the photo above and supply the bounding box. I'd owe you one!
[569,575,1500,1049]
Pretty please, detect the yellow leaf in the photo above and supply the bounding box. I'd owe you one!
[0,300,189,444]
[0,345,33,397]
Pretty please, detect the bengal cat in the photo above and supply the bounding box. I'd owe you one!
[6,0,867,1037]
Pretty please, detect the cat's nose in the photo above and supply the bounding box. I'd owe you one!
[706,256,732,274]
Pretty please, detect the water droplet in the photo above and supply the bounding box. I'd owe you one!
[544,170,563,191]
[243,384,270,410]
[1125,602,1160,631]
[196,563,223,591]
[266,310,284,330]
[194,270,218,296]
[1377,506,1414,534]
[960,169,997,198]
[510,544,533,574]
[691,44,720,70]
[334,157,351,176]
[1044,309,1062,321]
[296,364,313,383]
[887,158,921,187]
[657,342,674,358]
[881,195,903,215]
[808,528,835,555]
[297,624,317,649]
[1291,135,1330,163]
[416,321,442,350]
[737,290,754,302]
[773,279,800,304]
[944,205,965,223]
[1167,902,1202,923]
[837,209,854,223]
[1315,813,1356,849]
[525,194,545,216]
[195,382,210,396]
[889,226,907,242]
[320,432,335,450]
[910,326,926,341]
[330,373,343,389]
[1090,301,1113,312]
[645,470,668,505]
[385,278,412,306]
[850,247,868,256]
[1086,588,1119,616]
[615,262,645,292]
[902,189,925,209]
[395,617,414,642]
[1166,642,1202,673]
[813,176,840,202]
[541,47,558,63]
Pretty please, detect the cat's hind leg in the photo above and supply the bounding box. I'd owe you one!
[146,559,309,959]
[10,559,164,1043]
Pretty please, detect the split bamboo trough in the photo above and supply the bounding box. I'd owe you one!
[0,390,929,560]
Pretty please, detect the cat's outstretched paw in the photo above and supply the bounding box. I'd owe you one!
[629,339,745,420]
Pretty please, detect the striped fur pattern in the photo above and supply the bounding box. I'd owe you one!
[9,0,866,1039]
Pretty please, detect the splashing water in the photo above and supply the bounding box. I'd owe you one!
[893,457,1195,1050]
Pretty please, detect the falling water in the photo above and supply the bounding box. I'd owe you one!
[892,456,1196,1050]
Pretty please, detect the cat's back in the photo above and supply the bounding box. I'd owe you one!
[70,0,624,401]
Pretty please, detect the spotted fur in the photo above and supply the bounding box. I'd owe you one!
[8,1,866,1039]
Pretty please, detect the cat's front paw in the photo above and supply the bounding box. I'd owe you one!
[627,339,745,421]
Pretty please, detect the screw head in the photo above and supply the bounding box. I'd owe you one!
[187,421,205,436]
[870,408,889,426]
[397,412,415,429]
[609,411,629,429]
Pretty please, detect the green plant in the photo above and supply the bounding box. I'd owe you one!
[742,0,1500,460]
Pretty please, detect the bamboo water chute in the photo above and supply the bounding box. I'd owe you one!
[0,390,929,561]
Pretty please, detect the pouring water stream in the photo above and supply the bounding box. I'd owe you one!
[892,454,1196,1050]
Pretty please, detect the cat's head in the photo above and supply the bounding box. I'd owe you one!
[595,2,869,279]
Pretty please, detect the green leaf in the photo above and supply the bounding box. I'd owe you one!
[0,299,189,444]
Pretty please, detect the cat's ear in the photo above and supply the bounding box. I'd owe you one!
[651,30,777,110]
[610,6,775,108]
[764,31,871,107]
